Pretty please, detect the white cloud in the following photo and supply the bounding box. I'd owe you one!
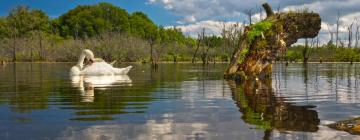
[148,0,324,23]
[167,20,241,38]
[183,15,196,23]
[150,0,360,46]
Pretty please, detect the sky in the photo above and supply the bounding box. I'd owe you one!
[2,0,360,44]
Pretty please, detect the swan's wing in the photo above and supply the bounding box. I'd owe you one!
[112,66,133,75]
[82,61,132,75]
[82,62,114,75]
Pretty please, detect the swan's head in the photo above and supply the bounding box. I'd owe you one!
[83,49,95,63]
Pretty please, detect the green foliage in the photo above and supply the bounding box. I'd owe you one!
[130,12,158,40]
[5,6,50,37]
[283,45,360,62]
[204,35,222,48]
[238,48,249,64]
[247,21,273,44]
[159,27,185,44]
[284,50,302,61]
[0,17,7,38]
[58,2,130,38]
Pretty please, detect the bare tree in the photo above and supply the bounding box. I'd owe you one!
[347,19,355,48]
[244,9,253,25]
[192,28,205,64]
[336,10,341,47]
[316,36,320,47]
[257,6,264,20]
[326,23,334,45]
[276,3,281,13]
[355,19,360,48]
[339,37,345,47]
[218,21,244,60]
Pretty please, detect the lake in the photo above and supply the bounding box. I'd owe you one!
[0,63,359,140]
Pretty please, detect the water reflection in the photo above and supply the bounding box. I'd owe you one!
[1,63,360,139]
[228,78,320,137]
[70,75,132,102]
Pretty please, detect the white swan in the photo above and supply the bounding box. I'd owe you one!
[70,49,132,76]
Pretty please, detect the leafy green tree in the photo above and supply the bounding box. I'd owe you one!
[129,12,157,40]
[0,17,7,38]
[58,2,130,38]
[6,6,50,61]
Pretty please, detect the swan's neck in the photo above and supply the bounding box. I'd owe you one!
[77,53,85,70]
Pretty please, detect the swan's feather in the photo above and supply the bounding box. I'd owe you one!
[81,62,132,75]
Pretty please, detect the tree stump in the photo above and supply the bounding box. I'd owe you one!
[224,3,321,81]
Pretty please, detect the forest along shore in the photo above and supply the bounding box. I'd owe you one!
[1,3,360,64]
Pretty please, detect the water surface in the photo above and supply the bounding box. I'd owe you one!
[0,63,359,140]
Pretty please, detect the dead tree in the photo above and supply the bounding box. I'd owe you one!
[244,9,253,25]
[192,28,205,64]
[326,23,334,45]
[336,10,341,47]
[316,36,320,47]
[355,19,360,48]
[348,20,355,48]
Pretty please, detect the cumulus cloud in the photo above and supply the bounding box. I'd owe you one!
[148,0,322,23]
[150,0,360,45]
[166,20,241,38]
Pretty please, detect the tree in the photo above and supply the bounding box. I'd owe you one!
[355,20,360,48]
[204,35,222,64]
[6,6,50,61]
[30,9,51,60]
[219,22,244,60]
[192,28,205,64]
[58,2,130,38]
[347,19,355,48]
[336,10,341,47]
[326,23,334,45]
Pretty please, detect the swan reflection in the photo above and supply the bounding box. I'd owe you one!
[71,75,132,102]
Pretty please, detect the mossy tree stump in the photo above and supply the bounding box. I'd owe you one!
[224,3,321,80]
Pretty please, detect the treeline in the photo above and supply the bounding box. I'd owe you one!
[0,2,230,63]
[283,44,360,63]
[5,2,355,64]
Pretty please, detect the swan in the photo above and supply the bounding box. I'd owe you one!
[70,49,132,76]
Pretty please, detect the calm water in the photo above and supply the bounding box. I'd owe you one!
[0,63,359,140]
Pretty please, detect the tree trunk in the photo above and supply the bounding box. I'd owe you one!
[12,34,16,62]
[39,33,44,60]
[150,42,156,67]
[192,37,201,64]
[336,10,340,47]
[355,26,359,48]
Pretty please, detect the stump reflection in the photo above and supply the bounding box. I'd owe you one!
[227,79,320,132]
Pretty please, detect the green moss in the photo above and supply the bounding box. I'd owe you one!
[237,87,272,130]
[247,21,273,44]
[237,48,249,64]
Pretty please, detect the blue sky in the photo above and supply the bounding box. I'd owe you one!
[0,0,179,26]
[2,0,360,43]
